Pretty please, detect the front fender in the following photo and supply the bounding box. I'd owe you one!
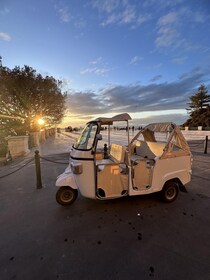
[56,171,78,189]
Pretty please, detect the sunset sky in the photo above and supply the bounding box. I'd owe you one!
[1,0,210,126]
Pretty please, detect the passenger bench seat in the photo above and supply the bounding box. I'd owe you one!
[110,143,126,163]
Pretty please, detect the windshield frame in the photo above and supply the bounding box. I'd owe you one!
[73,122,99,151]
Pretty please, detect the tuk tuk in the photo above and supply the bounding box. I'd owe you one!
[55,113,192,206]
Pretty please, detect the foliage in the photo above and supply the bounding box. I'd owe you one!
[0,60,66,135]
[187,84,210,113]
[184,84,210,127]
[0,131,8,157]
[184,107,210,127]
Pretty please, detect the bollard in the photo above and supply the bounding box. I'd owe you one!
[35,150,42,189]
[204,136,208,154]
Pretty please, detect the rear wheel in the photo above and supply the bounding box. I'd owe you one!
[161,181,179,203]
[56,186,78,206]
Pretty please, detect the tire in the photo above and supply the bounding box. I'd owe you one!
[161,181,179,203]
[56,186,78,206]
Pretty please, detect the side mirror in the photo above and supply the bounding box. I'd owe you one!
[96,134,102,141]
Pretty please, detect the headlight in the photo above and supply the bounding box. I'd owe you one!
[71,163,83,174]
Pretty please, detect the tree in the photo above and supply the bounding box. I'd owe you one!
[187,84,210,114]
[184,84,210,127]
[0,63,66,135]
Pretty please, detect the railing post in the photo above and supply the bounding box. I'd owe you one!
[35,150,42,189]
[204,136,208,154]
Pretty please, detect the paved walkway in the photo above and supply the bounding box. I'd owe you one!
[0,132,210,280]
[0,132,78,176]
[38,132,78,156]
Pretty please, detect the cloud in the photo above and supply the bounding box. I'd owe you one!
[155,7,209,51]
[89,57,103,65]
[133,113,187,126]
[130,56,144,65]
[155,12,181,48]
[101,14,119,26]
[91,0,120,13]
[56,5,86,27]
[145,63,162,71]
[203,47,210,53]
[157,11,177,26]
[61,79,73,89]
[0,7,9,14]
[67,67,210,116]
[74,18,86,28]
[150,75,162,82]
[81,57,111,76]
[172,56,188,64]
[120,6,136,24]
[92,0,152,27]
[185,9,209,24]
[80,67,111,76]
[143,0,184,9]
[137,14,152,25]
[66,91,105,115]
[58,7,71,22]
[156,26,180,48]
[0,32,11,41]
[101,6,136,26]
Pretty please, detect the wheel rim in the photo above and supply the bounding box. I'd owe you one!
[165,186,176,200]
[60,189,74,203]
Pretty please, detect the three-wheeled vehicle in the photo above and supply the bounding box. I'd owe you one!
[55,113,192,206]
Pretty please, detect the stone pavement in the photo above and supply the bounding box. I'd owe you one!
[38,131,79,156]
[0,132,78,176]
[0,133,210,280]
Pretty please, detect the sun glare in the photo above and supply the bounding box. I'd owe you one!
[38,118,45,125]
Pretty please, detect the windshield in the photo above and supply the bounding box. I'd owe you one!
[74,123,98,150]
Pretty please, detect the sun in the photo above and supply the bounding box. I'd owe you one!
[38,118,45,125]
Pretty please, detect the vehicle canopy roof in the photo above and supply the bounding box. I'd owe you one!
[143,122,175,132]
[89,113,132,125]
[131,122,191,157]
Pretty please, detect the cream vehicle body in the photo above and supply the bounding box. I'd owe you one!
[55,113,192,206]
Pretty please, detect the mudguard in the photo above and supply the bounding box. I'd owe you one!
[179,183,188,193]
[56,171,78,189]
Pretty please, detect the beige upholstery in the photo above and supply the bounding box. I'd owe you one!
[135,141,155,158]
[135,141,165,158]
[97,164,128,197]
[97,144,128,197]
[147,142,165,156]
[133,160,150,189]
[110,144,126,162]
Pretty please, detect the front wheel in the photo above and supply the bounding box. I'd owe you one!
[56,186,78,206]
[161,181,179,203]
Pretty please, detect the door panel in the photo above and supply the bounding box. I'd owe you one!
[97,163,128,198]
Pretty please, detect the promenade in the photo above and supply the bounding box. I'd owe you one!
[0,132,210,280]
